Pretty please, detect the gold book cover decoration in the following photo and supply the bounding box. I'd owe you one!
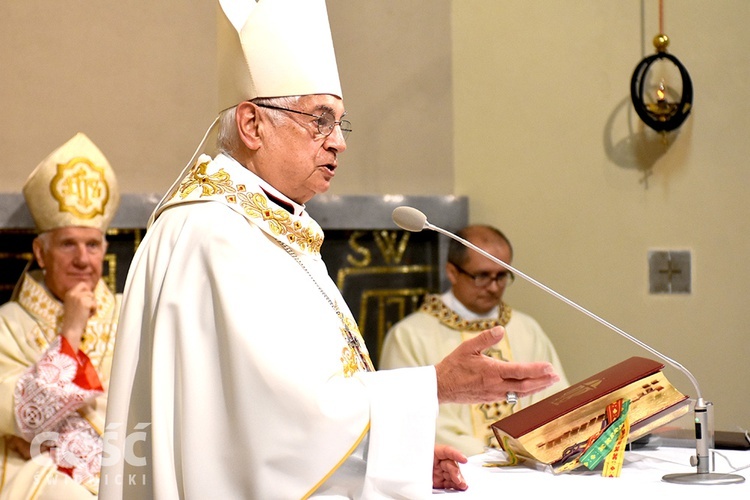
[491,357,690,474]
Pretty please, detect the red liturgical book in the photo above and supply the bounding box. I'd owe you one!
[491,356,690,471]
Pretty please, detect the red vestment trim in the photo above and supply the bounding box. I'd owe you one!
[59,337,104,392]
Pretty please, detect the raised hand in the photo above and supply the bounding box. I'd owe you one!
[59,282,97,352]
[435,326,560,404]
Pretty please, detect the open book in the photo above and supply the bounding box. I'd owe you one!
[491,356,690,472]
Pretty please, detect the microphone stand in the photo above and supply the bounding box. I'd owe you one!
[393,206,744,485]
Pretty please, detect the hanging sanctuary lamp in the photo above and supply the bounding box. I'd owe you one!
[630,0,693,133]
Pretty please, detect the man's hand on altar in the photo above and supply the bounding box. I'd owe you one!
[435,326,560,404]
[432,444,468,491]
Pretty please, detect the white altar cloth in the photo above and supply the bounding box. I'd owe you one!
[435,446,750,499]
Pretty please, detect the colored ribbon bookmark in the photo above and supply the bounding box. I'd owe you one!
[580,399,631,477]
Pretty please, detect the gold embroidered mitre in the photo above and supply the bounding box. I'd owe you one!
[23,132,120,233]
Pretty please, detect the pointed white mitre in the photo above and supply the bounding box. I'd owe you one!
[23,133,119,233]
[218,0,342,110]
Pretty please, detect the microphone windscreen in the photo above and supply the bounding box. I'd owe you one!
[392,206,427,232]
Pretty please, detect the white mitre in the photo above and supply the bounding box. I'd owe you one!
[152,0,343,227]
[23,132,120,233]
[217,0,343,109]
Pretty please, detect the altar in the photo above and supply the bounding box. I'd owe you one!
[444,446,750,499]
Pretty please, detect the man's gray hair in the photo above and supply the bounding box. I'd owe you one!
[35,231,53,253]
[217,96,302,156]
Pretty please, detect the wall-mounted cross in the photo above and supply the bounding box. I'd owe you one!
[648,250,691,294]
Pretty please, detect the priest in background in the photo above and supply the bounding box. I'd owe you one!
[381,224,569,456]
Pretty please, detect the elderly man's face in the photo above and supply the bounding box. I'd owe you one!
[447,238,513,315]
[254,94,348,204]
[32,227,107,300]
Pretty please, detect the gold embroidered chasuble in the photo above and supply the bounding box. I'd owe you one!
[165,155,374,375]
[100,154,439,500]
[0,272,119,498]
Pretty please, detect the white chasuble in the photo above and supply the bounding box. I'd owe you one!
[100,154,438,499]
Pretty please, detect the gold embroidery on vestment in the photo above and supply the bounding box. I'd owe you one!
[174,161,324,254]
[338,313,374,376]
[419,294,512,330]
[177,162,233,198]
[16,273,117,368]
[51,158,110,220]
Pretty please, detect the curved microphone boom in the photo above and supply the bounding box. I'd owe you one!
[392,205,744,485]
[392,207,700,394]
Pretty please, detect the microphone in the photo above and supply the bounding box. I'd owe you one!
[392,205,744,485]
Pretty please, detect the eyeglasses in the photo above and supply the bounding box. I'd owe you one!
[255,104,352,140]
[451,262,515,287]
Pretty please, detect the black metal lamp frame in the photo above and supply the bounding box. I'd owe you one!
[630,49,693,132]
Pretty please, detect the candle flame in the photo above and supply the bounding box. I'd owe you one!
[656,80,667,102]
